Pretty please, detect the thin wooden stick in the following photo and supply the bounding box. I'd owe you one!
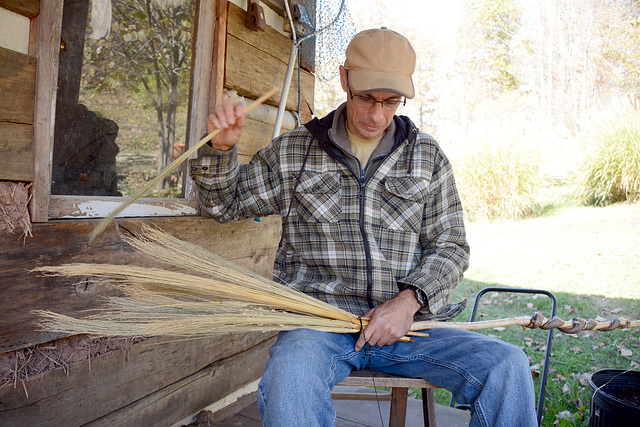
[410,312,640,334]
[89,87,279,242]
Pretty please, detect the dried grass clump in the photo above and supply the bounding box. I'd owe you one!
[0,181,32,241]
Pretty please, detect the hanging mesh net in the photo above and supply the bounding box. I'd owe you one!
[292,0,356,82]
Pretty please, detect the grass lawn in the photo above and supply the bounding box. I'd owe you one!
[430,199,640,426]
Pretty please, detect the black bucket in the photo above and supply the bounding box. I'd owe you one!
[589,369,640,427]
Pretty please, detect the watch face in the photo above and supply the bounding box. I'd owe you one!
[415,288,427,307]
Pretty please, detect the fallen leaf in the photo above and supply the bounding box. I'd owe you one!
[611,307,624,314]
[595,315,607,322]
[527,302,534,309]
[503,299,514,304]
[556,374,567,380]
[619,348,633,357]
[570,347,583,354]
[578,373,591,387]
[564,305,579,314]
[491,292,499,299]
[562,383,571,394]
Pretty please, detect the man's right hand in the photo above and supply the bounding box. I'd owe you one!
[207,99,245,151]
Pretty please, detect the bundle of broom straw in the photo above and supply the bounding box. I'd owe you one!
[33,226,639,339]
[33,225,381,338]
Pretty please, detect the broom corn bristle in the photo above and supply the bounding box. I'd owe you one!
[33,226,363,338]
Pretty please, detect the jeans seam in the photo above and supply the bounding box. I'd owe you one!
[474,399,489,427]
[375,351,485,391]
[327,351,361,385]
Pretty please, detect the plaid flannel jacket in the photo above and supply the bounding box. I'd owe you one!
[189,106,470,321]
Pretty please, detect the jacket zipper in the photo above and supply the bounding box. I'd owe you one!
[358,167,375,309]
[327,127,415,310]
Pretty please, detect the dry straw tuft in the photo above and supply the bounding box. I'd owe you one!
[33,225,364,338]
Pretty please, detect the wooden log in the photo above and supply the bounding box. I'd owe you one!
[261,0,286,17]
[0,0,40,18]
[0,333,277,426]
[0,46,36,125]
[237,116,280,161]
[0,216,281,353]
[225,3,314,113]
[0,122,34,181]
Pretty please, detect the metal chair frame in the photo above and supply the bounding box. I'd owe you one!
[449,287,557,427]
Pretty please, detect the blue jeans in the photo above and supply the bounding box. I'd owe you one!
[257,328,537,427]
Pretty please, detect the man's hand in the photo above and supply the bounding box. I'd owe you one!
[355,288,422,351]
[207,99,245,151]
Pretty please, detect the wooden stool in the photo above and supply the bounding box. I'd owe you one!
[332,369,438,427]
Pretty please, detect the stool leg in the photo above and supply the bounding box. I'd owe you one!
[389,387,408,427]
[422,388,437,427]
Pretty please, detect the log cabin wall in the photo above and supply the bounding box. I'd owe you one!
[0,0,315,425]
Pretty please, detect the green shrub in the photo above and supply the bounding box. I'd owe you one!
[453,138,541,220]
[576,106,640,206]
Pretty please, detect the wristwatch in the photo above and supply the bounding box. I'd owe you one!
[412,287,428,308]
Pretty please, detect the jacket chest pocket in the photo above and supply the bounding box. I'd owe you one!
[380,177,428,233]
[294,171,342,223]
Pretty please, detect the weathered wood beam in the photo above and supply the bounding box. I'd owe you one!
[184,0,216,200]
[0,122,34,181]
[0,333,276,426]
[0,47,36,181]
[0,47,36,124]
[0,0,40,18]
[0,215,281,353]
[30,0,63,222]
[225,2,315,113]
[210,0,229,110]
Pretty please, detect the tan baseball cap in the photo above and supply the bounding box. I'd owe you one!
[344,27,416,99]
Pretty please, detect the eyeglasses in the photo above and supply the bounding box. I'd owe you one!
[349,89,406,111]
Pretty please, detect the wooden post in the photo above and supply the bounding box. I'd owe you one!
[210,0,228,109]
[31,0,64,222]
[390,387,409,427]
[184,0,216,200]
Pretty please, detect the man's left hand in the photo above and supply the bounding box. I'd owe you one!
[355,288,421,351]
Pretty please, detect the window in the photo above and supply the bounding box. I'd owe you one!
[44,0,212,219]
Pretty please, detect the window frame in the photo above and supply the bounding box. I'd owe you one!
[31,0,215,221]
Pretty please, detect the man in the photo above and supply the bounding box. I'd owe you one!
[190,28,537,427]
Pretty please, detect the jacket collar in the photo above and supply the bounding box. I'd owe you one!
[304,104,418,159]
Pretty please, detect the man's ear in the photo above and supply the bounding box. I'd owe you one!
[339,65,349,93]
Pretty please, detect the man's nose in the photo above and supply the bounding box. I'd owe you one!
[367,103,385,121]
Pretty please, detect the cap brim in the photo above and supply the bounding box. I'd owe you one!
[348,69,415,99]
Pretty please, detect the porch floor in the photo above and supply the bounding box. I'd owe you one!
[216,386,471,426]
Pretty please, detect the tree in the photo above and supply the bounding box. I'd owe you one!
[83,0,193,189]
[459,0,521,95]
